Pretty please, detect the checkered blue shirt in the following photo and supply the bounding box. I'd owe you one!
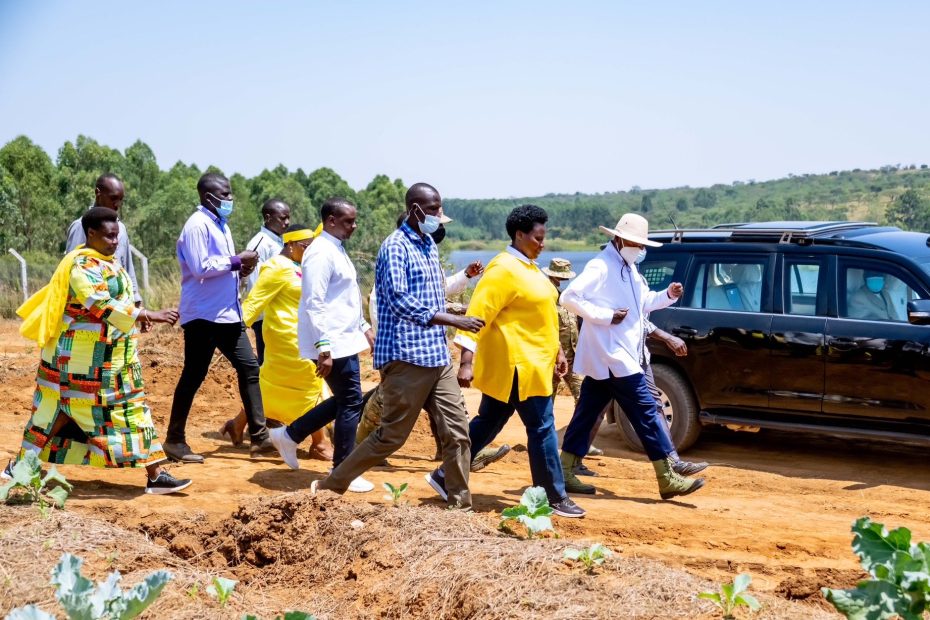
[373,222,450,369]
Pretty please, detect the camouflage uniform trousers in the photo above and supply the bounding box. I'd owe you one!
[552,355,582,407]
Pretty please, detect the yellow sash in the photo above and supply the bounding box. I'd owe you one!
[17,246,113,347]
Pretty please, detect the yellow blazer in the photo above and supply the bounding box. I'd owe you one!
[466,251,560,403]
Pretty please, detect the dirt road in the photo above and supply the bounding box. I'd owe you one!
[2,320,927,607]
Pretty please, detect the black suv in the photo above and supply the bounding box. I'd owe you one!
[609,221,930,453]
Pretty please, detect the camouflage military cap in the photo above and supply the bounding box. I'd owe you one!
[542,257,576,280]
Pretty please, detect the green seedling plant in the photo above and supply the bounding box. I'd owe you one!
[207,576,237,607]
[698,573,761,619]
[822,517,930,620]
[382,481,408,506]
[563,543,613,573]
[0,451,72,517]
[241,613,317,620]
[499,486,554,539]
[7,552,172,619]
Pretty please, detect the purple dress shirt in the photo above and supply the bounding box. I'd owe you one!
[176,205,244,326]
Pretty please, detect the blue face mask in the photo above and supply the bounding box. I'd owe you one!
[865,276,885,294]
[208,192,234,220]
[416,205,441,235]
[635,248,647,264]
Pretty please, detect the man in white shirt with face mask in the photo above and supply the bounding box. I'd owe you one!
[558,213,706,501]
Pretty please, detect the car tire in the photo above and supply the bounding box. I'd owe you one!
[613,364,702,454]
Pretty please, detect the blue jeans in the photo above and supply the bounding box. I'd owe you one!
[286,354,363,467]
[563,372,675,462]
[468,374,567,503]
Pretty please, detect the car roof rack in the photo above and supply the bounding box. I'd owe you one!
[653,221,880,244]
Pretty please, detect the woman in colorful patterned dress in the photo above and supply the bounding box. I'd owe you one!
[218,224,334,461]
[7,207,191,495]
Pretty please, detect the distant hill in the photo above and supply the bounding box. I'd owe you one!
[444,165,930,245]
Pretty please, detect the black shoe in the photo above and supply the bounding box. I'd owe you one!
[425,470,448,501]
[572,461,599,477]
[550,497,586,518]
[163,442,204,464]
[249,437,277,457]
[672,459,709,476]
[145,471,193,495]
[0,460,13,481]
[470,444,511,473]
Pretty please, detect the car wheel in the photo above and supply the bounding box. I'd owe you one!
[613,364,702,454]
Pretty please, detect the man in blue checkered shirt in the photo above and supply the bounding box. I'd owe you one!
[314,183,484,509]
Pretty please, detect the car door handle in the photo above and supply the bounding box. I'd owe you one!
[672,327,698,336]
[827,336,858,350]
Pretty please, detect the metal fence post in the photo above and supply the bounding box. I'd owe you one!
[128,244,150,293]
[8,248,28,302]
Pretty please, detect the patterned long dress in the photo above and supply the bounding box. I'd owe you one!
[19,254,166,468]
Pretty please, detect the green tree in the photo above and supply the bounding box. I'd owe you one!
[56,135,125,223]
[886,189,930,231]
[0,136,62,252]
[640,194,653,213]
[693,188,717,209]
[675,197,689,212]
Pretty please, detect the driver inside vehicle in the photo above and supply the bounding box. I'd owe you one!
[847,269,901,321]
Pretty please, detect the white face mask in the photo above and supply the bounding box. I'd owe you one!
[616,240,641,266]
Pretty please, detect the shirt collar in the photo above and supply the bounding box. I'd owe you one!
[506,244,536,265]
[320,229,343,247]
[197,205,224,226]
[260,226,283,244]
[399,221,433,248]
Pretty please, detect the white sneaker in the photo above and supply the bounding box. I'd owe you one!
[347,475,374,493]
[269,426,300,470]
[310,480,319,495]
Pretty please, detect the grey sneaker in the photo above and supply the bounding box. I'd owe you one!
[672,459,709,476]
[145,471,193,495]
[550,497,586,518]
[470,444,511,472]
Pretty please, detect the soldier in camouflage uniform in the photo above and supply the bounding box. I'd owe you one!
[544,258,583,404]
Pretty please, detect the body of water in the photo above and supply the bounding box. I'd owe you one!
[449,249,599,284]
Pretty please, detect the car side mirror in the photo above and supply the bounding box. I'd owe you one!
[907,299,930,325]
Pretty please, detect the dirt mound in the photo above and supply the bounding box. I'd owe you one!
[138,491,836,620]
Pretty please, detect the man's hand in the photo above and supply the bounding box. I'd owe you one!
[457,362,474,388]
[450,315,485,333]
[612,308,629,324]
[465,260,484,278]
[664,334,688,356]
[364,328,375,351]
[668,282,684,299]
[316,352,333,379]
[238,250,259,270]
[555,348,568,378]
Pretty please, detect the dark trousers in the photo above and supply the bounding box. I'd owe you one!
[252,320,265,366]
[168,319,268,445]
[286,354,363,467]
[468,374,567,503]
[643,362,681,460]
[563,372,674,462]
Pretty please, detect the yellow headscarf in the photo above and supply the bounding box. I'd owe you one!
[17,246,114,347]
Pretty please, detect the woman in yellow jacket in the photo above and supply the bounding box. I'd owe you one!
[219,224,333,461]
[433,205,585,518]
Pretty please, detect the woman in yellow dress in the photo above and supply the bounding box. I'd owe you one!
[219,224,333,460]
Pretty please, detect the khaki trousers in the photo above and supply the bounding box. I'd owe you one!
[320,361,472,509]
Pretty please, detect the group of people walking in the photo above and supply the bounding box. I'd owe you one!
[5,171,709,514]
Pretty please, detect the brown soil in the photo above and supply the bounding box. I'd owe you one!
[2,319,928,617]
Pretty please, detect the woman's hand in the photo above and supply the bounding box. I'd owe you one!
[142,309,180,326]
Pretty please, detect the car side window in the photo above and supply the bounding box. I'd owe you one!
[841,263,926,322]
[785,262,821,316]
[688,260,765,311]
[639,259,678,289]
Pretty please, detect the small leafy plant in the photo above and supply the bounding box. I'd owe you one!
[499,486,554,539]
[207,576,237,607]
[382,481,408,506]
[822,517,930,620]
[698,573,761,619]
[563,543,613,573]
[7,552,172,619]
[0,452,72,517]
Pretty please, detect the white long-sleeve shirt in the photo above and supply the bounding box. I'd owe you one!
[297,230,371,361]
[560,246,678,379]
[368,268,475,332]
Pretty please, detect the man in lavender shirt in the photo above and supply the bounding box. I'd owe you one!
[165,173,274,462]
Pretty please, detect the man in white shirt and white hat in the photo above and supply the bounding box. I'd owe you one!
[558,213,706,500]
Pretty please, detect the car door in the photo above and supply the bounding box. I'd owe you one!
[658,253,775,410]
[768,253,828,413]
[824,257,930,423]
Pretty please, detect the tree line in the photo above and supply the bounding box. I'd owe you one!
[1,134,929,268]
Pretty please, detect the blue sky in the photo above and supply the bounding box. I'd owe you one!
[1,1,928,198]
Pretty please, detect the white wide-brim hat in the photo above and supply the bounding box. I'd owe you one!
[599,213,662,247]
